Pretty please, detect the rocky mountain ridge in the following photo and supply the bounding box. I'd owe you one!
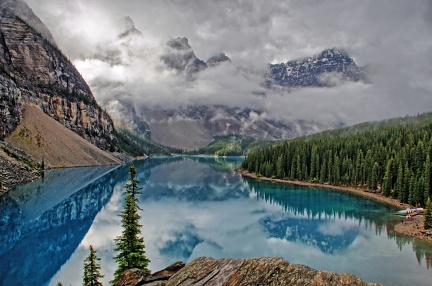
[161,37,365,88]
[139,105,324,150]
[265,48,367,88]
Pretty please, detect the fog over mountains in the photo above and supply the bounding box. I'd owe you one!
[25,0,432,148]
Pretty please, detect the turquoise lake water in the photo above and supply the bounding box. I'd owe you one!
[0,156,431,285]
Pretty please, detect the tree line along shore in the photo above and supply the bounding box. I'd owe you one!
[240,113,432,242]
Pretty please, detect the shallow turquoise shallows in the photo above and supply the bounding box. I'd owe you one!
[1,157,431,286]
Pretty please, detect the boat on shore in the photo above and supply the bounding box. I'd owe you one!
[396,208,424,216]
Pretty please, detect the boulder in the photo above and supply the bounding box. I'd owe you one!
[113,268,150,286]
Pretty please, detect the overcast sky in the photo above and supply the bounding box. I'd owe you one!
[25,0,432,126]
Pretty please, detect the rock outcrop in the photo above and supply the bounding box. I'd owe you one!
[0,140,39,191]
[116,257,381,286]
[0,0,116,149]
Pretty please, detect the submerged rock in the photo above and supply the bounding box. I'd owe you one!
[117,257,381,286]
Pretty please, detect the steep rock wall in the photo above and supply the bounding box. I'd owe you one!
[0,7,115,149]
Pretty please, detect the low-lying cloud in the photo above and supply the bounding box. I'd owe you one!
[26,0,432,126]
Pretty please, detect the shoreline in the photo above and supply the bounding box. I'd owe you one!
[238,169,432,243]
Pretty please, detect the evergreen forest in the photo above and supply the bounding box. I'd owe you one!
[242,113,432,207]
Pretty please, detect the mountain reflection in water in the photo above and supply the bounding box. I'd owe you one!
[0,157,431,286]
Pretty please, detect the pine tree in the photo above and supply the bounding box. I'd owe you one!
[424,197,432,230]
[309,145,318,180]
[83,245,104,286]
[370,162,379,190]
[424,155,431,206]
[112,164,150,284]
[395,163,404,200]
[382,159,393,196]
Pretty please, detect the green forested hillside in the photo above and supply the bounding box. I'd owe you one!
[186,135,278,156]
[112,128,180,156]
[242,113,432,207]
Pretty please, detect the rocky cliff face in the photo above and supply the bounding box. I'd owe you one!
[0,0,115,149]
[115,257,381,286]
[0,0,56,45]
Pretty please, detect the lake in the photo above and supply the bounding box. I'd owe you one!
[1,156,431,285]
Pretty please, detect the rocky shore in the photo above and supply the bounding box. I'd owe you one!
[0,141,40,194]
[115,257,381,286]
[239,169,432,243]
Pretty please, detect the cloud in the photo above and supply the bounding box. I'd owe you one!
[25,0,432,127]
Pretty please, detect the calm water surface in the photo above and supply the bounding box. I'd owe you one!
[1,157,431,285]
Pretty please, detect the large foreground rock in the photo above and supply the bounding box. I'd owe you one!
[118,257,381,286]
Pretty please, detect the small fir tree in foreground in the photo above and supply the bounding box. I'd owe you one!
[111,163,150,284]
[83,245,104,286]
[424,197,432,230]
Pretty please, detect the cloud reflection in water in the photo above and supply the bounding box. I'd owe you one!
[1,157,430,286]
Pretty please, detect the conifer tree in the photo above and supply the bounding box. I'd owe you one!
[424,156,431,205]
[424,197,432,230]
[83,245,104,286]
[112,164,150,284]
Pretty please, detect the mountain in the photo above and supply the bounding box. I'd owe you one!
[146,44,365,150]
[104,32,336,150]
[0,0,116,149]
[0,0,129,187]
[264,48,367,88]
